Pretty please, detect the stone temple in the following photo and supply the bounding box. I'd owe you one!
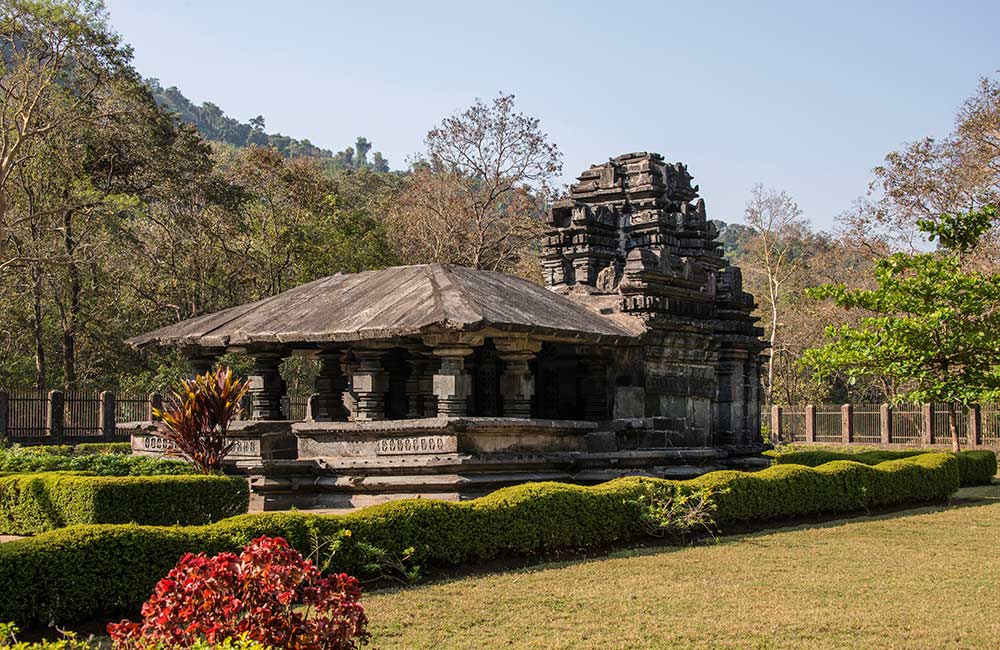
[126,152,766,510]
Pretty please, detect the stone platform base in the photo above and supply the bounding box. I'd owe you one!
[122,417,767,512]
[246,446,765,511]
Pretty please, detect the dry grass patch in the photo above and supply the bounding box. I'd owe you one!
[365,484,1000,650]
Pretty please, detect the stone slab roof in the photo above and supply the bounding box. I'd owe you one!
[127,264,640,350]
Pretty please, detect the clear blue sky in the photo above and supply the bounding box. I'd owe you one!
[104,0,999,230]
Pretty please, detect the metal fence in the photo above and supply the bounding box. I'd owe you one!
[770,401,1000,447]
[0,389,314,446]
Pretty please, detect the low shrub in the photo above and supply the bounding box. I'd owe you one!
[0,453,958,628]
[0,445,191,476]
[0,473,249,535]
[767,447,996,486]
[108,536,368,650]
[17,443,132,456]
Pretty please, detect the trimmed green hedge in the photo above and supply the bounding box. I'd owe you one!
[0,473,249,535]
[767,447,996,486]
[0,446,191,476]
[0,453,959,628]
[17,442,132,456]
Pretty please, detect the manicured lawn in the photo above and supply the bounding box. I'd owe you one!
[365,483,1000,650]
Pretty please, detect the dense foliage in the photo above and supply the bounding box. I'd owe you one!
[0,446,190,476]
[108,536,368,650]
[0,472,249,534]
[766,447,996,486]
[0,1,400,392]
[802,207,1000,450]
[0,453,958,628]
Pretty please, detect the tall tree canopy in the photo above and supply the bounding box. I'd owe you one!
[389,93,561,277]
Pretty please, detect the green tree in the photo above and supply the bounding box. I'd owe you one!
[801,207,1000,450]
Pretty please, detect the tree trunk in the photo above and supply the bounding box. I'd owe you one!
[30,265,46,389]
[766,278,779,404]
[61,209,80,388]
[947,402,961,452]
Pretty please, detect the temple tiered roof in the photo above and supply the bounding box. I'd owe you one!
[127,263,639,350]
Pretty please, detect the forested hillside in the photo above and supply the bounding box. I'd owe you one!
[147,80,391,171]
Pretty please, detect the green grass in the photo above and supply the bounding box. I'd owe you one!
[364,483,1000,650]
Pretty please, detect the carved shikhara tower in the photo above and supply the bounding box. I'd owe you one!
[543,152,766,447]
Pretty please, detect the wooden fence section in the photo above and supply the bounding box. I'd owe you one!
[771,402,1000,447]
[0,390,314,446]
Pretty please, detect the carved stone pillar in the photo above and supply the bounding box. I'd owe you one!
[341,353,357,420]
[404,348,434,418]
[311,350,349,422]
[352,347,390,421]
[418,351,439,417]
[577,347,609,421]
[249,351,287,420]
[496,339,541,418]
[426,334,482,417]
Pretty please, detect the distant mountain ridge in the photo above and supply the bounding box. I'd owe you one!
[147,80,390,171]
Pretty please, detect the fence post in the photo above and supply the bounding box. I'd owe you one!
[804,404,816,443]
[771,405,782,442]
[47,389,65,440]
[148,392,163,422]
[0,390,8,444]
[841,403,853,444]
[921,403,934,445]
[880,403,892,445]
[99,390,116,440]
[969,405,982,447]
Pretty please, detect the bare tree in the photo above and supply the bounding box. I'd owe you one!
[742,184,808,404]
[389,93,561,274]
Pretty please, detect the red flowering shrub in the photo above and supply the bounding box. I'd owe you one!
[108,536,368,649]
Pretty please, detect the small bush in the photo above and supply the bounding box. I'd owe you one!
[634,485,719,541]
[17,443,132,457]
[767,447,996,486]
[0,473,249,535]
[0,453,959,628]
[0,445,191,476]
[108,536,368,650]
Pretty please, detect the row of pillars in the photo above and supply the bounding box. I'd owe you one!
[189,335,547,422]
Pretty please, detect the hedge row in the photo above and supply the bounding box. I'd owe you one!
[0,453,959,628]
[0,446,191,476]
[0,473,250,535]
[767,448,996,486]
[16,442,133,456]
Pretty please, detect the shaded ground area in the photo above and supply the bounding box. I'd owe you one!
[364,482,1000,650]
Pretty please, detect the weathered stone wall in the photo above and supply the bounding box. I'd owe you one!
[543,152,766,447]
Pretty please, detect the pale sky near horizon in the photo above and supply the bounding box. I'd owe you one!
[104,0,999,231]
